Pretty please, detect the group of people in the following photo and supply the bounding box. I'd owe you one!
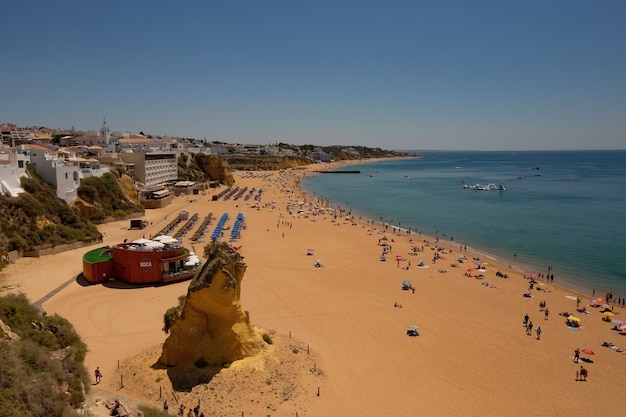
[163,399,204,417]
[522,313,542,340]
[573,348,590,381]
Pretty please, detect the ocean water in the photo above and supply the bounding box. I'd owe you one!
[302,150,626,297]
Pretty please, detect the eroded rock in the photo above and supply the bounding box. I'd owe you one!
[0,319,20,341]
[159,242,266,367]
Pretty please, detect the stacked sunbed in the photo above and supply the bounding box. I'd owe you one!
[210,213,230,242]
[230,213,245,240]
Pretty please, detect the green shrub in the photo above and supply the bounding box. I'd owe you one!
[262,333,273,345]
[0,164,102,256]
[163,307,180,333]
[0,294,90,415]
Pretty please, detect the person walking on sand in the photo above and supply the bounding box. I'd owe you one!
[94,367,102,383]
[523,313,529,327]
[536,326,542,340]
[544,308,549,320]
[527,321,533,335]
[574,348,580,363]
[163,399,169,413]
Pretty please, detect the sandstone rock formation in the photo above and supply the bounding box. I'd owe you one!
[159,242,266,367]
[0,318,20,341]
[70,197,96,220]
[117,174,139,204]
[197,155,235,186]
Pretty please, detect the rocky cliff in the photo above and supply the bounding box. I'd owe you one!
[197,155,235,186]
[223,155,311,171]
[117,174,139,204]
[159,242,267,367]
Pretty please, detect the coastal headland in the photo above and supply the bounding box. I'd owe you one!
[1,158,624,417]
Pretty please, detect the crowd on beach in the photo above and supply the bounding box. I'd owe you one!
[7,163,626,416]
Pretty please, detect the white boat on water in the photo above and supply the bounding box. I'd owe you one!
[462,182,506,191]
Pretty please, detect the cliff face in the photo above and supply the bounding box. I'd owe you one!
[223,155,311,171]
[70,197,96,219]
[158,242,266,367]
[117,174,139,204]
[197,155,235,186]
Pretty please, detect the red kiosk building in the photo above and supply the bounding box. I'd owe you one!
[82,238,200,284]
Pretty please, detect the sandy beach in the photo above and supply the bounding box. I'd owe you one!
[2,161,625,417]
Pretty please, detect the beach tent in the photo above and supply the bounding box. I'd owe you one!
[143,240,165,249]
[153,235,178,244]
[131,238,151,245]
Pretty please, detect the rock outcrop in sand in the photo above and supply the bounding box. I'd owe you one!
[158,242,266,367]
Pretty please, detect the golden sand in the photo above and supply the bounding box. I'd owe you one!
[1,162,625,417]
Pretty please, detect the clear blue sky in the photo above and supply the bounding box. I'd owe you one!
[2,0,625,150]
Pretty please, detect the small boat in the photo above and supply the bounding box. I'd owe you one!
[463,183,506,191]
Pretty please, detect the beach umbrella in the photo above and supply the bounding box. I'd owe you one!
[611,319,624,325]
[618,324,626,331]
[602,311,615,317]
[402,280,411,287]
[395,255,403,260]
[567,316,581,322]
[582,349,595,355]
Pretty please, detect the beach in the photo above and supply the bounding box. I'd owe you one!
[2,162,625,417]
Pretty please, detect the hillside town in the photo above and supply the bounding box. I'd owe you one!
[1,120,402,206]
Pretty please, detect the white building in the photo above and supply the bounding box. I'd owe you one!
[0,145,28,196]
[23,144,110,204]
[118,151,178,186]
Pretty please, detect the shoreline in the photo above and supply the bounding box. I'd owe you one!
[1,157,625,416]
[304,159,600,302]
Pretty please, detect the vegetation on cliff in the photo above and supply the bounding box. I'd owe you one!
[77,172,144,221]
[0,293,90,417]
[223,155,312,171]
[0,165,101,264]
[177,153,209,182]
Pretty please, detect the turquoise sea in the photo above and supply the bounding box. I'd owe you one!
[302,150,626,297]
